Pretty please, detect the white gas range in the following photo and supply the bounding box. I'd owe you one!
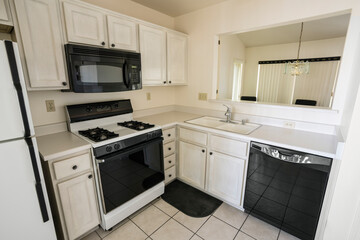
[66,100,165,230]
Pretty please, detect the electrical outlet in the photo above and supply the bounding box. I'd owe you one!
[284,121,295,128]
[45,100,56,112]
[198,93,208,101]
[146,92,151,101]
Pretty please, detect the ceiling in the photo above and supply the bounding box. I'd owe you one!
[130,0,229,17]
[235,14,351,47]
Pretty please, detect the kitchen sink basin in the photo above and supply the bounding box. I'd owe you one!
[185,116,261,135]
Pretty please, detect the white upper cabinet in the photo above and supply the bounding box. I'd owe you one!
[63,2,107,47]
[14,0,68,89]
[0,0,12,26]
[167,32,188,85]
[107,15,138,52]
[139,24,167,85]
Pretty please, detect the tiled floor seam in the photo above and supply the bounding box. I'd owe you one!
[193,214,212,239]
[211,214,241,231]
[128,217,152,238]
[151,201,208,235]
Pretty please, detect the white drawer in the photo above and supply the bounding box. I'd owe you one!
[164,154,176,170]
[165,166,176,184]
[179,127,207,146]
[163,141,175,157]
[210,135,248,158]
[53,153,91,180]
[163,127,176,142]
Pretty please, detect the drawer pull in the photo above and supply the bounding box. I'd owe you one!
[202,149,205,153]
[168,134,171,137]
[168,147,172,151]
[168,160,172,163]
[88,174,93,179]
[168,174,172,178]
[72,165,77,170]
[210,152,213,155]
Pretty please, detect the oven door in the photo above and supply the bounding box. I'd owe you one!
[96,137,164,214]
[69,55,136,93]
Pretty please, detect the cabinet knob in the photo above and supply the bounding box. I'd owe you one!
[169,81,172,84]
[111,43,115,47]
[62,82,67,86]
[101,41,105,46]
[72,165,77,170]
[210,152,213,155]
[202,149,205,153]
[168,160,172,163]
[168,147,172,151]
[168,134,171,137]
[163,81,166,84]
[88,174,93,179]
[169,174,172,178]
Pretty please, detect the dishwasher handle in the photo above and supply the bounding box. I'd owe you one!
[251,142,332,166]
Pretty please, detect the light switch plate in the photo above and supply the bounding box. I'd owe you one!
[198,93,208,101]
[146,92,151,101]
[45,100,56,112]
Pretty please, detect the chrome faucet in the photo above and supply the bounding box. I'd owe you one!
[222,104,232,123]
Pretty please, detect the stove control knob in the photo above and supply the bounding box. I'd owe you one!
[114,144,120,150]
[106,146,113,152]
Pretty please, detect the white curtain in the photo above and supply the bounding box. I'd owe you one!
[256,61,340,107]
[293,61,340,107]
[257,63,293,104]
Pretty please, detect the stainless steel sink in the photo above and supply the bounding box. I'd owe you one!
[185,116,261,135]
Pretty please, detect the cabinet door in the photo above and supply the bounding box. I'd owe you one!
[167,32,188,85]
[0,0,12,25]
[139,24,166,85]
[207,151,245,206]
[58,172,99,240]
[107,15,138,52]
[178,141,207,189]
[63,2,106,47]
[14,0,68,89]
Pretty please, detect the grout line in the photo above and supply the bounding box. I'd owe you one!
[212,215,239,230]
[148,217,172,237]
[129,218,152,238]
[193,214,212,238]
[276,228,281,240]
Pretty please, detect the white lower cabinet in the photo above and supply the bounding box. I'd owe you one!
[178,127,249,207]
[207,151,245,205]
[58,172,99,240]
[178,141,207,189]
[41,150,99,240]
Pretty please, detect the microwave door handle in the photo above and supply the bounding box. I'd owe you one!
[123,61,130,88]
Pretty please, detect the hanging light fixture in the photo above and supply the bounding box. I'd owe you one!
[285,22,309,76]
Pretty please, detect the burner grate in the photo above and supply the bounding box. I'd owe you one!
[117,121,155,131]
[78,127,119,142]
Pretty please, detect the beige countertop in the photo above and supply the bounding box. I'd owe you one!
[136,111,340,158]
[37,131,91,161]
[135,111,201,128]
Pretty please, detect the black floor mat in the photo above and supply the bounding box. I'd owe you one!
[162,180,222,218]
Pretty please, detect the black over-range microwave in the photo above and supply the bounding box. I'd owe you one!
[65,44,142,93]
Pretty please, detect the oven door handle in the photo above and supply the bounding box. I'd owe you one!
[96,158,106,164]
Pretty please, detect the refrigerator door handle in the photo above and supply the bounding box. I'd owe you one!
[25,138,50,223]
[5,41,49,223]
[4,40,31,138]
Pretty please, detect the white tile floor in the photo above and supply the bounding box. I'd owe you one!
[81,198,300,240]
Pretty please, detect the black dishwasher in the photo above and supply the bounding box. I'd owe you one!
[244,142,332,240]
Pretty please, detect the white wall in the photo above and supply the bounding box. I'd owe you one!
[27,0,177,127]
[217,34,245,99]
[174,0,360,129]
[242,37,346,96]
[174,0,360,238]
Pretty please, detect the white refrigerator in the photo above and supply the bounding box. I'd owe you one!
[0,40,57,239]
